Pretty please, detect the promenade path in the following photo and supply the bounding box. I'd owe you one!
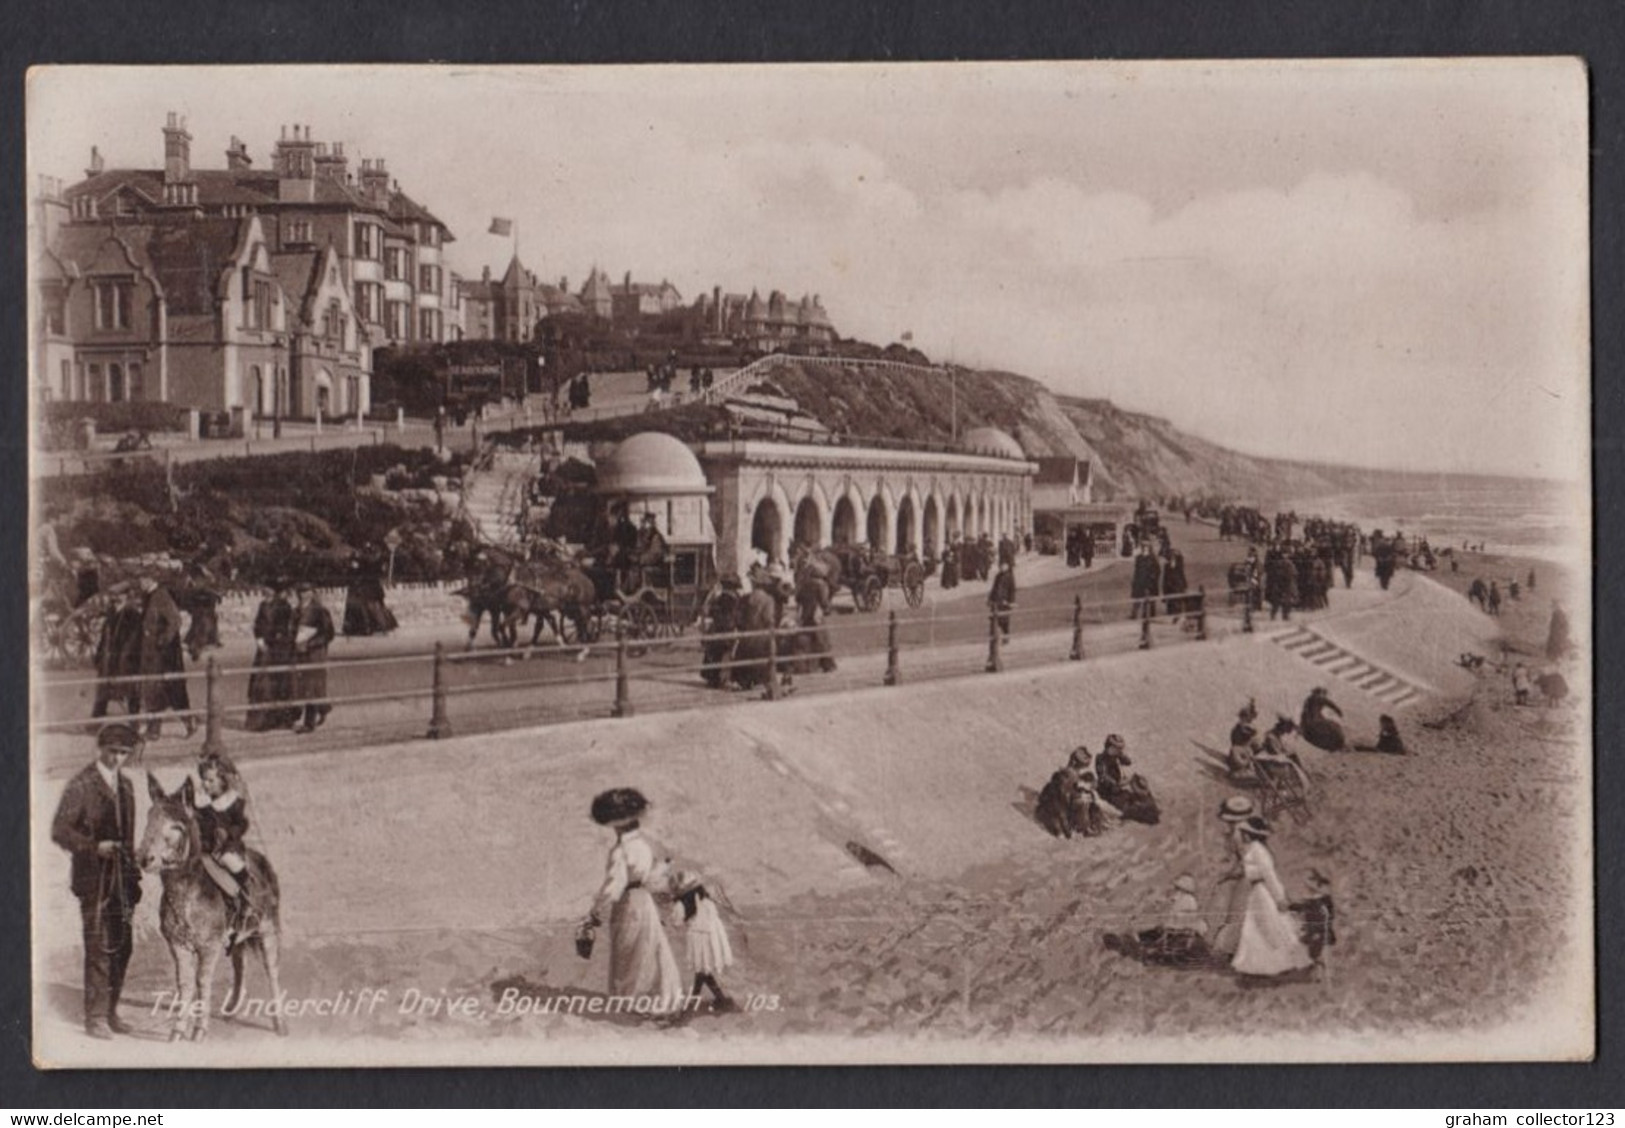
[34,521,1414,782]
[32,367,722,476]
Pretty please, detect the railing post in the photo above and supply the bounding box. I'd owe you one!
[611,625,634,718]
[884,610,901,686]
[765,620,780,700]
[985,608,1003,673]
[1195,586,1208,640]
[1139,610,1153,650]
[1243,590,1255,634]
[1069,594,1084,661]
[201,657,225,756]
[427,641,453,739]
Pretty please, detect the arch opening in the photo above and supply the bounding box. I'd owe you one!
[895,495,917,555]
[751,498,786,566]
[923,497,941,557]
[793,496,823,550]
[866,495,889,549]
[831,496,859,546]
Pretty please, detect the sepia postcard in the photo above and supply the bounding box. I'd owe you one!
[26,61,1592,1067]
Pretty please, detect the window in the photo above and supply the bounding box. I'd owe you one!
[322,300,346,344]
[355,222,379,260]
[59,360,71,399]
[418,308,440,342]
[108,364,125,402]
[386,301,410,340]
[286,219,312,245]
[354,281,383,324]
[87,363,103,402]
[419,264,441,295]
[43,286,67,334]
[93,279,132,330]
[245,277,274,330]
[420,223,438,247]
[385,247,408,281]
[127,362,144,401]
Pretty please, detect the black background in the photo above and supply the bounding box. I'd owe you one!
[1,0,1618,1108]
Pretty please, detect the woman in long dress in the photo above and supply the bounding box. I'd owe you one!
[1231,816,1314,978]
[1208,795,1258,960]
[586,788,686,1013]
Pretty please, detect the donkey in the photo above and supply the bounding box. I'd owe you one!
[137,774,288,1041]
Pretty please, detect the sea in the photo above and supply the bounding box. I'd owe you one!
[1278,477,1588,569]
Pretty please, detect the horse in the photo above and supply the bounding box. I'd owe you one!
[457,560,519,649]
[502,567,597,649]
[137,774,287,1041]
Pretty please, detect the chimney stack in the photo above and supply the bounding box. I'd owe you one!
[86,145,104,178]
[226,135,252,171]
[162,112,193,184]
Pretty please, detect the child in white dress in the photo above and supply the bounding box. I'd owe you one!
[670,870,736,1012]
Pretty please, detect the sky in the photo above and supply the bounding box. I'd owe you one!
[27,62,1590,480]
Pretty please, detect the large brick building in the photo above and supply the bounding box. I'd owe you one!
[32,114,458,417]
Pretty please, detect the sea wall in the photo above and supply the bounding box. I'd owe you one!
[153,572,1499,938]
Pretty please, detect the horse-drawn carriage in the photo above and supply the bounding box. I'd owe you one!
[35,585,105,668]
[794,543,927,612]
[462,540,718,653]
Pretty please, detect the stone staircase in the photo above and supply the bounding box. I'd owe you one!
[1263,622,1425,709]
[460,449,541,549]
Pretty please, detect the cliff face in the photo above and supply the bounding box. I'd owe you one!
[758,360,1338,502]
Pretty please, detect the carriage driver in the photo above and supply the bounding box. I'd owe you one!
[631,512,669,589]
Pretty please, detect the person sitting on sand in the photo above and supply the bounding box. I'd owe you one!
[1255,718,1314,792]
[1355,714,1407,755]
[1103,874,1211,968]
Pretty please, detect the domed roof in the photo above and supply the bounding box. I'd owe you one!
[597,432,708,494]
[962,426,1025,460]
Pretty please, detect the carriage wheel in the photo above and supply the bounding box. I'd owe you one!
[39,613,69,668]
[622,599,660,652]
[857,576,884,612]
[902,562,925,609]
[63,615,99,666]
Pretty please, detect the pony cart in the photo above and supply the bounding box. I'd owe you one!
[797,544,927,612]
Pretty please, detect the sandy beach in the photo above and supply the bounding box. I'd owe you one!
[32,526,1592,1064]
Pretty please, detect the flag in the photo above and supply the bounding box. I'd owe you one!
[488,217,513,237]
[901,330,914,342]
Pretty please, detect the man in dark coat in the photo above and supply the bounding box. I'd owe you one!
[1131,545,1161,620]
[988,562,1017,639]
[135,574,193,739]
[1163,548,1189,617]
[51,723,144,1038]
[792,573,838,675]
[92,585,144,719]
[701,575,744,688]
[1081,527,1095,569]
[293,583,337,733]
[247,584,300,731]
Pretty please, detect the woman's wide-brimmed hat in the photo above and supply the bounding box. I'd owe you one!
[1104,733,1125,751]
[1218,795,1256,822]
[672,869,705,896]
[590,787,650,826]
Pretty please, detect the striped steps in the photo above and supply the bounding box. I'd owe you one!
[1262,623,1425,709]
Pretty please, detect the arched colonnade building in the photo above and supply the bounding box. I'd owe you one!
[696,427,1036,577]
